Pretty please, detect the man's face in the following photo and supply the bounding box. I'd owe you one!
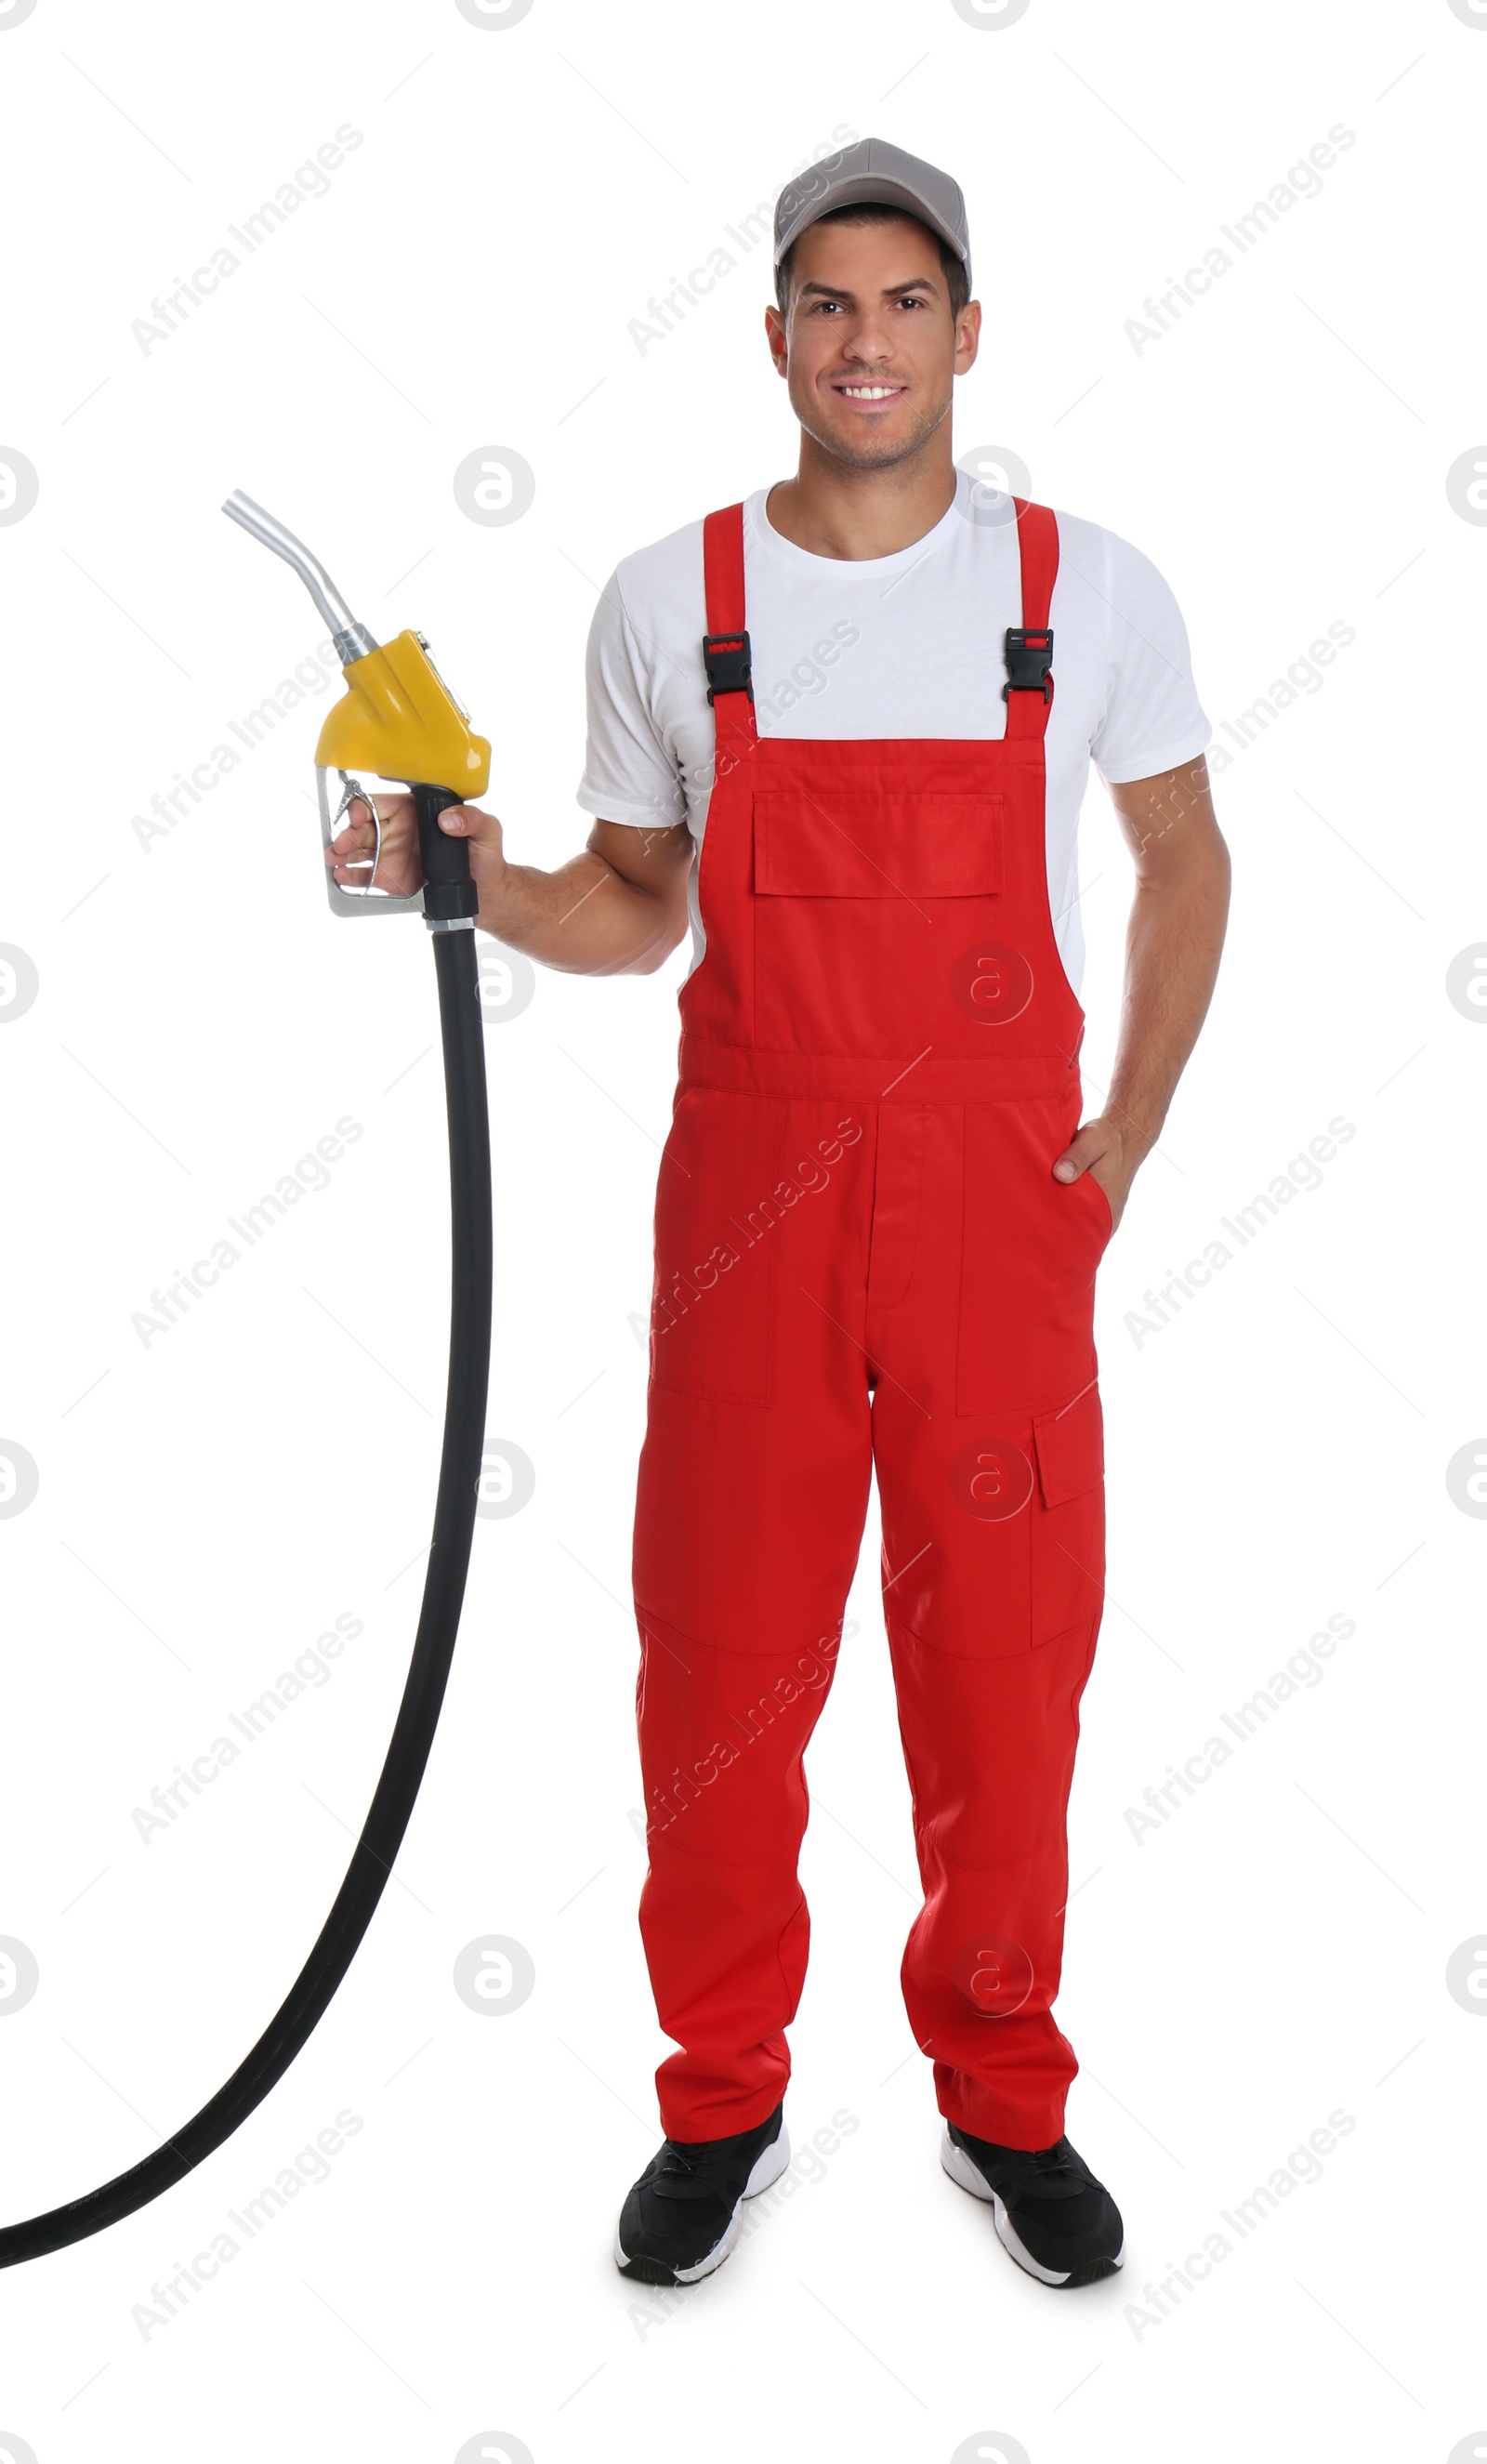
[765,215,980,473]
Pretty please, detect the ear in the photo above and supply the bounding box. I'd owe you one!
[954,297,982,377]
[764,300,789,376]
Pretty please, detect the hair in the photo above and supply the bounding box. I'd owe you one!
[774,201,970,320]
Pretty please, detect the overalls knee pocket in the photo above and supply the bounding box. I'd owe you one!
[1029,1378,1105,1644]
[894,1380,1104,1659]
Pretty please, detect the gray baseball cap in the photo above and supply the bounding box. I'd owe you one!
[773,138,972,294]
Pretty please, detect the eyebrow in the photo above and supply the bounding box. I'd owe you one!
[795,275,941,303]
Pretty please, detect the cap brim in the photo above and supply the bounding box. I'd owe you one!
[773,174,970,287]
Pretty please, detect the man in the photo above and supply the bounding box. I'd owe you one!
[331,138,1230,2293]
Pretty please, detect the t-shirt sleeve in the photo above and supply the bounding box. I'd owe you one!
[575,571,688,830]
[1088,530,1213,786]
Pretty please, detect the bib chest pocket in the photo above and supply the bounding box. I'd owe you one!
[752,788,1005,1055]
[754,790,1005,899]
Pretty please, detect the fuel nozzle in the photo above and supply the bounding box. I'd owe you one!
[223,488,492,924]
[221,490,378,667]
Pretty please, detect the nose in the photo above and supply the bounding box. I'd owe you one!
[840,320,897,366]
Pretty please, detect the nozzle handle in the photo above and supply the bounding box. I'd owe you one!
[414,784,480,924]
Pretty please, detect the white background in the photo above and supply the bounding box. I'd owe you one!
[1,2,1483,2458]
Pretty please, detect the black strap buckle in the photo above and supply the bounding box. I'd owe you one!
[1003,626,1054,703]
[703,629,753,704]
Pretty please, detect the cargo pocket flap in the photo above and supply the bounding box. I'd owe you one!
[1032,1381,1103,1509]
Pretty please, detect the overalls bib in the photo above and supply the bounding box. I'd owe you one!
[631,498,1112,2150]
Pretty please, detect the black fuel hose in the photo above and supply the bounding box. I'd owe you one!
[0,907,492,2267]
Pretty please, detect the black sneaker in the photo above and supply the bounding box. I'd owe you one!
[614,2105,790,2286]
[941,2122,1125,2286]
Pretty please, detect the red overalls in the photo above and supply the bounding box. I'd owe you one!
[631,498,1112,2152]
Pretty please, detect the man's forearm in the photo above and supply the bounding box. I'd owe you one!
[477,850,678,975]
[1105,846,1230,1157]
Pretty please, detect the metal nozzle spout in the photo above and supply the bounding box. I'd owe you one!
[222,491,378,665]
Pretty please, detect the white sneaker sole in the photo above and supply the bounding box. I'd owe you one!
[614,2122,792,2286]
[940,2124,1124,2286]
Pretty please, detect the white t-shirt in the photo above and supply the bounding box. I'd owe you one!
[576,470,1211,998]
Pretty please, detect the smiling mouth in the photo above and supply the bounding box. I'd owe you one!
[833,381,907,402]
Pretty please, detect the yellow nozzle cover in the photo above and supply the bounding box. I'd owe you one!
[315,629,491,799]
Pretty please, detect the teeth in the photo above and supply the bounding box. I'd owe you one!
[840,385,900,399]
